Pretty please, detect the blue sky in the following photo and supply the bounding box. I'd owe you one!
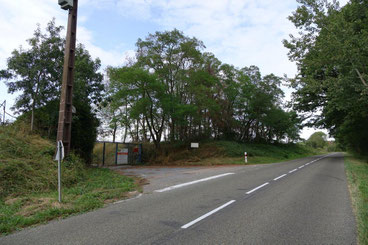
[0,0,348,139]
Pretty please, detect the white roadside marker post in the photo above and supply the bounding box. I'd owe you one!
[54,140,64,203]
[244,152,248,163]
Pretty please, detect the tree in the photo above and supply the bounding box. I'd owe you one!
[1,20,104,163]
[108,66,167,148]
[284,0,368,154]
[135,29,205,142]
[108,30,302,147]
[0,19,64,131]
[306,131,327,149]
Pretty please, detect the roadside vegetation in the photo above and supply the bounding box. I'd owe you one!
[0,124,138,235]
[93,140,325,166]
[345,155,368,245]
[93,130,334,166]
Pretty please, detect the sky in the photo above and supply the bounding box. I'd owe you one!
[0,0,348,140]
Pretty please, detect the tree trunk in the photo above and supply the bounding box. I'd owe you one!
[112,123,117,143]
[31,104,35,131]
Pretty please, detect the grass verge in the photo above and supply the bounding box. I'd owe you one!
[0,168,137,236]
[0,124,138,236]
[345,155,368,245]
[139,140,323,166]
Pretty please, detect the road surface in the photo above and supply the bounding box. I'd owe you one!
[1,153,356,244]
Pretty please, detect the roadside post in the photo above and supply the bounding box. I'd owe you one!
[244,152,248,163]
[54,140,64,202]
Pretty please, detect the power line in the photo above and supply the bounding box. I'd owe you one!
[5,111,17,119]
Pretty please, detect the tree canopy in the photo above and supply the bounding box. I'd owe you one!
[306,131,327,149]
[0,20,104,163]
[284,0,368,154]
[107,30,301,148]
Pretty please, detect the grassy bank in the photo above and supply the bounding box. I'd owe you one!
[0,124,138,235]
[345,155,368,245]
[119,140,322,166]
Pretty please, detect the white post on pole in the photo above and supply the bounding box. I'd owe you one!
[244,152,248,163]
[55,140,64,202]
[58,141,62,202]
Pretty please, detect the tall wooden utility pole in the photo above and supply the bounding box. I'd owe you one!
[57,0,78,155]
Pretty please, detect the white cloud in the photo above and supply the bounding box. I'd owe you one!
[0,0,132,114]
[110,0,298,77]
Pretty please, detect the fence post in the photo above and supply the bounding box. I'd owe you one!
[138,144,142,163]
[115,143,118,165]
[102,142,105,166]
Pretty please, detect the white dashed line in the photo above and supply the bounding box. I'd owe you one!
[154,173,235,193]
[298,165,305,169]
[246,182,269,194]
[181,200,236,229]
[289,168,298,173]
[273,174,287,181]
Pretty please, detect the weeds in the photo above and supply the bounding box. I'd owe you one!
[0,124,138,235]
[345,155,368,245]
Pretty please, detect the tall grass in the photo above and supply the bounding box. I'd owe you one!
[0,123,85,198]
[0,124,138,235]
[131,140,320,165]
[345,155,368,245]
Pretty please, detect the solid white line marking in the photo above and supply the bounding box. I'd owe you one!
[246,182,269,194]
[181,200,236,229]
[154,173,235,192]
[113,194,142,204]
[289,168,298,173]
[273,174,287,181]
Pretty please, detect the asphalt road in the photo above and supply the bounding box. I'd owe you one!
[1,153,356,244]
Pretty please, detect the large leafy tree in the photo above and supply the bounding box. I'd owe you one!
[0,19,64,131]
[136,29,205,142]
[1,20,104,163]
[284,0,368,153]
[306,131,327,149]
[108,30,302,148]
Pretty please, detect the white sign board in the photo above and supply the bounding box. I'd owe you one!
[117,148,128,164]
[191,143,199,148]
[54,141,64,161]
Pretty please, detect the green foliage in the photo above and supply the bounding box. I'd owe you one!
[0,20,104,163]
[306,131,327,149]
[345,155,368,245]
[107,30,302,148]
[0,167,136,235]
[0,19,64,114]
[284,0,368,154]
[0,123,85,198]
[0,125,137,235]
[137,139,317,166]
[214,140,315,159]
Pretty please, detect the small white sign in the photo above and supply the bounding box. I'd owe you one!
[191,143,199,148]
[54,141,64,161]
[117,148,129,164]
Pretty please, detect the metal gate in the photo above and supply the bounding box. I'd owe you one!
[94,141,142,166]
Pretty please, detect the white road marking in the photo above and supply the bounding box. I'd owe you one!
[154,173,235,193]
[273,174,287,181]
[246,182,269,194]
[181,200,236,229]
[298,165,305,169]
[113,193,142,204]
[289,168,298,173]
